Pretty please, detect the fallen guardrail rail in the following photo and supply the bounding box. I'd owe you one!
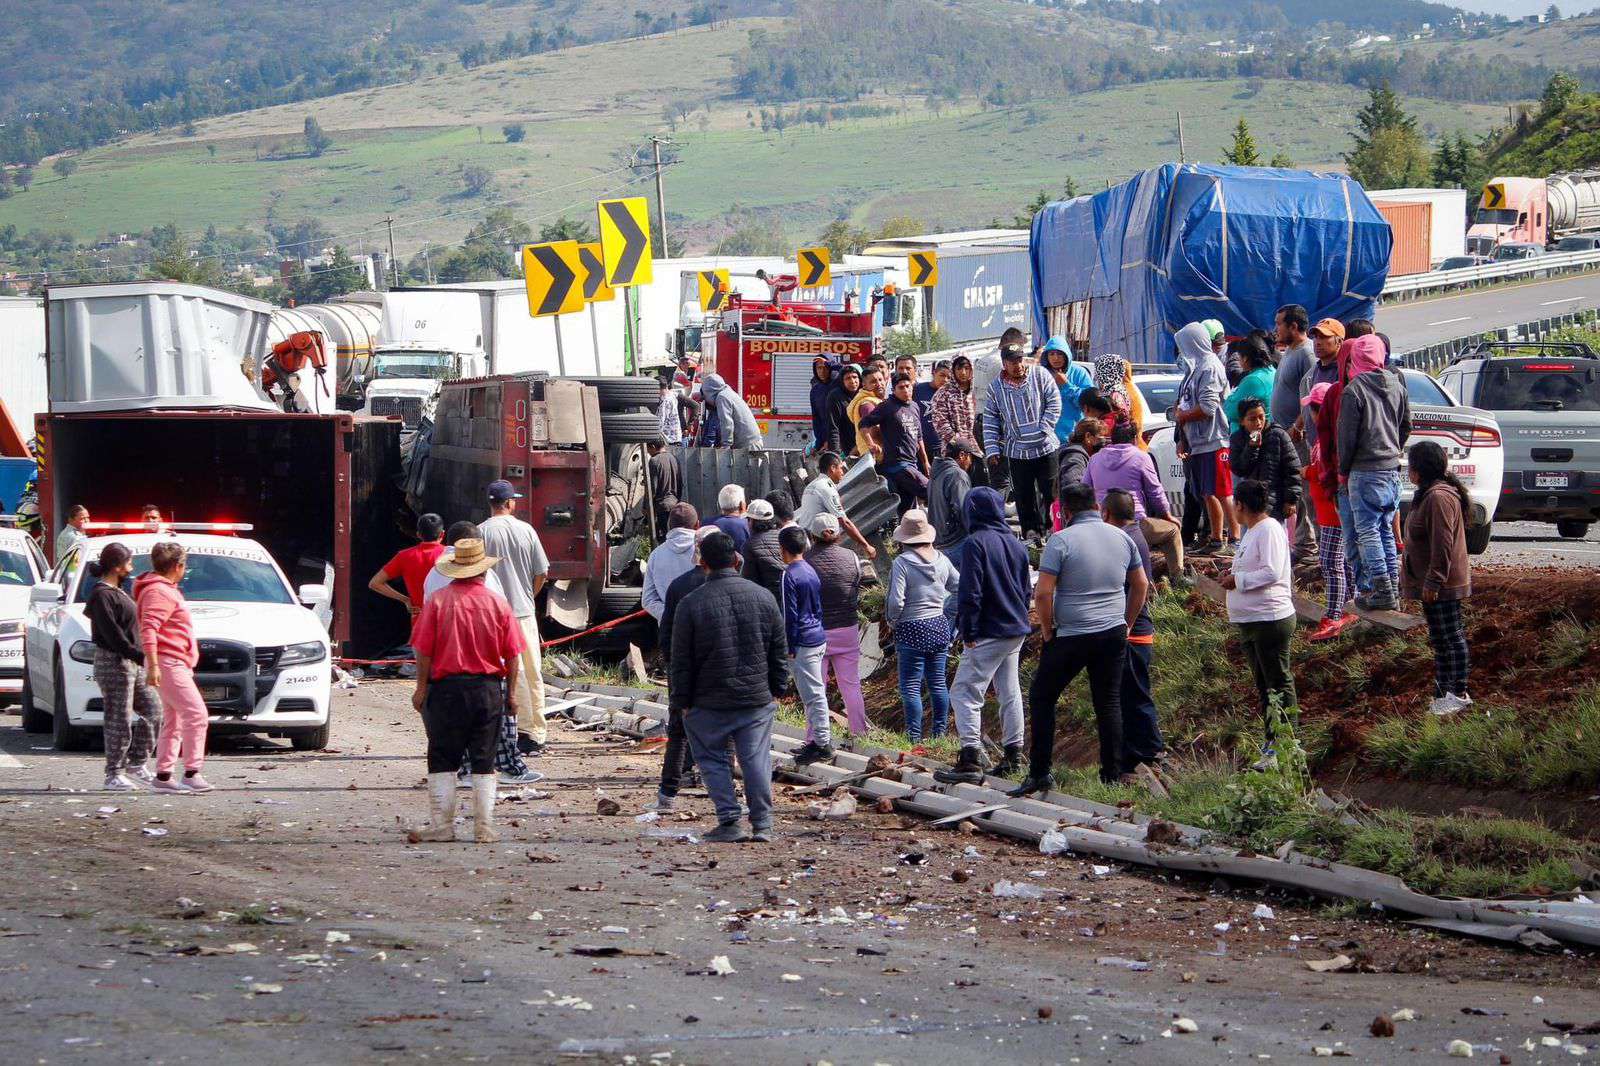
[545,680,1600,951]
[1383,246,1600,302]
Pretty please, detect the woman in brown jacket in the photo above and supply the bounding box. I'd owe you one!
[1401,441,1472,716]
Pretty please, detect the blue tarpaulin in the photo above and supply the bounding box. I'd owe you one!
[1029,164,1393,366]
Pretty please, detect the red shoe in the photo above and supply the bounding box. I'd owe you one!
[1333,614,1361,635]
[1306,618,1341,643]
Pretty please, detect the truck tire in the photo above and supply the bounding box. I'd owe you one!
[1557,518,1591,540]
[599,411,664,444]
[20,662,50,734]
[1464,522,1492,555]
[570,377,662,412]
[291,716,332,752]
[597,586,644,618]
[52,660,91,753]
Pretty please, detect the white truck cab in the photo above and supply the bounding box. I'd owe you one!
[22,530,334,751]
[364,291,489,426]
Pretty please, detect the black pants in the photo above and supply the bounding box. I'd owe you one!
[1028,627,1127,783]
[423,674,503,774]
[658,706,698,797]
[1120,641,1165,772]
[1008,451,1058,538]
[888,467,928,516]
[1237,617,1298,732]
[1181,457,1209,545]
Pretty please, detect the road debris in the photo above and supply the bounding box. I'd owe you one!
[1305,955,1356,973]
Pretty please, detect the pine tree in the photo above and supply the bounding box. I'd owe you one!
[1268,150,1295,168]
[1222,119,1261,167]
[1344,81,1429,189]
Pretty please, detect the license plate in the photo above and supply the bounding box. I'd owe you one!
[200,686,230,701]
[1534,473,1572,489]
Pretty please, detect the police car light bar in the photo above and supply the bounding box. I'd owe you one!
[83,521,255,532]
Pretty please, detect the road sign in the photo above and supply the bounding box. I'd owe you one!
[596,196,653,287]
[908,250,938,288]
[578,243,615,303]
[698,268,730,312]
[1482,183,1506,210]
[522,241,584,317]
[797,246,831,288]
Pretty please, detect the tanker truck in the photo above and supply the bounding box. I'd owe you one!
[1466,170,1600,254]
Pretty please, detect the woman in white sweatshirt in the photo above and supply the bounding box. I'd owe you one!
[1219,478,1297,772]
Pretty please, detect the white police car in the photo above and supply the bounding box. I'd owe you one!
[0,527,48,706]
[21,530,333,751]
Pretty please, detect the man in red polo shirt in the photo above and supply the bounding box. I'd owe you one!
[369,513,447,619]
[409,538,524,845]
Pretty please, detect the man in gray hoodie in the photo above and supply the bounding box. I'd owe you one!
[1336,334,1411,610]
[698,373,765,450]
[1172,321,1234,554]
[927,436,976,563]
[643,503,701,632]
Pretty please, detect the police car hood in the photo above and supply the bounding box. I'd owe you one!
[181,602,326,649]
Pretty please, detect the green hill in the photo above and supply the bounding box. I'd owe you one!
[1484,86,1600,176]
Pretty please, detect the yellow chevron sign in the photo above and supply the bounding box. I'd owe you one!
[1482,182,1507,210]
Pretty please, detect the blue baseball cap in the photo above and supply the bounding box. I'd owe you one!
[487,479,523,503]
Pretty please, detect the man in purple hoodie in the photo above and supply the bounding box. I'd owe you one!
[1082,419,1184,582]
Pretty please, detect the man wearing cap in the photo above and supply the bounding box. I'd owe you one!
[928,435,976,563]
[409,539,525,844]
[796,452,878,560]
[479,480,552,756]
[738,498,784,602]
[1286,311,1338,557]
[804,511,871,736]
[1201,320,1242,387]
[982,335,1063,543]
[670,530,790,843]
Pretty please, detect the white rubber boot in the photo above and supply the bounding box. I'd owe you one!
[471,773,499,843]
[413,772,458,842]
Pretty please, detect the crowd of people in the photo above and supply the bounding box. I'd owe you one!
[639,306,1475,838]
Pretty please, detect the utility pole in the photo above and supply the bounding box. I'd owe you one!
[1176,112,1187,165]
[649,136,670,254]
[383,216,399,288]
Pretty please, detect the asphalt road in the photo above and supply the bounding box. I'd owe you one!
[1484,519,1600,568]
[1381,271,1600,353]
[2,688,1598,1063]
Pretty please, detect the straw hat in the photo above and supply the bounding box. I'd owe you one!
[892,509,935,546]
[434,538,499,580]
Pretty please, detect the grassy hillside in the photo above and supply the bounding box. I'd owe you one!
[1484,89,1600,175]
[1381,10,1600,65]
[3,56,1506,257]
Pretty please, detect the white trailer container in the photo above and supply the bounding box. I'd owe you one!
[0,295,47,437]
[366,289,487,425]
[410,280,627,377]
[1366,188,1468,264]
[45,282,274,413]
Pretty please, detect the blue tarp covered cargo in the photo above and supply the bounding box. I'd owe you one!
[1029,164,1392,366]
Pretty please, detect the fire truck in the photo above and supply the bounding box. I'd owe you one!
[701,271,891,449]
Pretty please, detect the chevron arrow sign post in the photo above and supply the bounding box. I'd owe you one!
[522,240,585,317]
[597,196,653,287]
[797,246,831,288]
[578,242,615,303]
[908,250,939,288]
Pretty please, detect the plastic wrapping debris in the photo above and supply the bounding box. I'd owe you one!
[992,880,1046,899]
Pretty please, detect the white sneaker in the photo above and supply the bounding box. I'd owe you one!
[1429,694,1465,716]
[1249,749,1279,772]
[152,776,193,794]
[129,763,156,785]
[103,774,138,792]
[1454,693,1474,709]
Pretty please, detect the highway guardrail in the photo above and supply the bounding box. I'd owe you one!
[1382,247,1600,301]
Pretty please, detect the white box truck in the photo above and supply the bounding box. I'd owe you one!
[410,280,627,378]
[367,289,487,426]
[1367,188,1468,265]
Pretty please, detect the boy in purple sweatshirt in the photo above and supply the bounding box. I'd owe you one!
[1082,419,1185,582]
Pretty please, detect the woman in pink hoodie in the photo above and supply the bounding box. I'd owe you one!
[138,542,211,793]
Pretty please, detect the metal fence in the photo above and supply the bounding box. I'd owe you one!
[1382,247,1600,301]
[1399,307,1600,374]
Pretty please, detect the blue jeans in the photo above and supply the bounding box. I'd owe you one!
[896,645,950,741]
[685,703,776,830]
[1347,469,1401,596]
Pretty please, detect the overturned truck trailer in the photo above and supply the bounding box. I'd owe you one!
[1030,164,1393,365]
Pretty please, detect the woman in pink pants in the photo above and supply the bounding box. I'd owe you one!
[137,542,212,794]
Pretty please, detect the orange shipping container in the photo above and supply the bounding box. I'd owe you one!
[1375,200,1432,276]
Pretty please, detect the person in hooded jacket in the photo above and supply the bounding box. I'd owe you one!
[698,373,765,450]
[1229,398,1301,526]
[826,365,862,456]
[739,499,785,602]
[1057,417,1105,494]
[1042,337,1094,444]
[1335,334,1410,610]
[1172,321,1234,555]
[807,357,835,453]
[1083,418,1184,581]
[934,487,1031,785]
[928,436,976,562]
[643,503,701,629]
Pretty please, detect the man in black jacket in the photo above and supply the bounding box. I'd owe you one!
[670,531,791,842]
[651,526,715,812]
[738,499,784,602]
